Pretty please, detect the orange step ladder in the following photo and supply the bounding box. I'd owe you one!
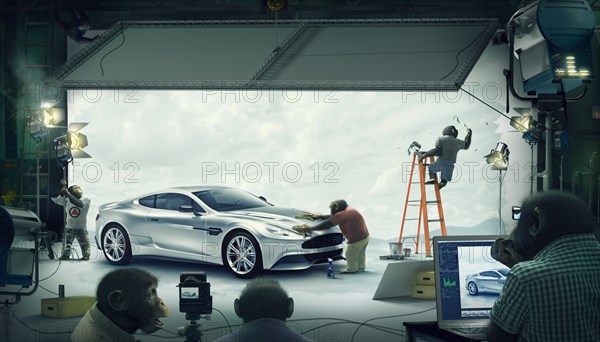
[398,152,447,257]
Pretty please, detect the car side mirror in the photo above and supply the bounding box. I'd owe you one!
[179,204,194,213]
[180,204,204,216]
[259,196,268,202]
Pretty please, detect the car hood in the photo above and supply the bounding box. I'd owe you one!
[219,206,327,231]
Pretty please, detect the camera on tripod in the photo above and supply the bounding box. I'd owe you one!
[178,272,212,315]
[177,272,212,342]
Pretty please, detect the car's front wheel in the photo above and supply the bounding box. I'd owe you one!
[222,231,263,278]
[102,225,132,265]
[467,281,479,295]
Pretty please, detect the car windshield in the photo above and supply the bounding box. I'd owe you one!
[498,269,510,277]
[193,188,271,211]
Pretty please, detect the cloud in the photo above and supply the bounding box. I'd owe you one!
[67,43,527,240]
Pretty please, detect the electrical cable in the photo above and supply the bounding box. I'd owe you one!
[11,312,73,335]
[296,318,405,338]
[38,284,59,296]
[349,307,437,341]
[99,29,126,77]
[201,317,405,338]
[147,327,180,339]
[36,259,62,282]
[212,308,234,333]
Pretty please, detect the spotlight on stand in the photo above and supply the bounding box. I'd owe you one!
[40,105,65,128]
[26,116,49,140]
[485,142,510,171]
[485,142,510,235]
[510,107,542,144]
[53,122,91,165]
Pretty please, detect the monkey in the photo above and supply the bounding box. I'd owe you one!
[491,191,598,266]
[51,182,91,260]
[72,268,169,342]
[293,199,369,274]
[418,125,472,189]
[213,278,313,342]
[486,191,600,342]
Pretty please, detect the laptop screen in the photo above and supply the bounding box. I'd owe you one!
[434,236,509,323]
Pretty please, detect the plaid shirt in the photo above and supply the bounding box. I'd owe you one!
[490,233,600,342]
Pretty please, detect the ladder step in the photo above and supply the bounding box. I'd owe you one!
[27,43,52,47]
[24,64,52,68]
[23,151,49,154]
[425,200,440,204]
[428,219,444,222]
[26,22,51,26]
[404,218,420,221]
[407,200,421,202]
[22,195,50,199]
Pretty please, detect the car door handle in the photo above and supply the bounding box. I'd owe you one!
[150,218,159,221]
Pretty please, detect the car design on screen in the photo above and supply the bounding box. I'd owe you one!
[465,268,510,295]
[95,186,344,278]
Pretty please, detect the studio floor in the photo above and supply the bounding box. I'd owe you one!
[2,239,437,342]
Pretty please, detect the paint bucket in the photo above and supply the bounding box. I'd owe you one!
[388,242,402,257]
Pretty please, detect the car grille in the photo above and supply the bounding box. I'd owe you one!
[302,233,344,249]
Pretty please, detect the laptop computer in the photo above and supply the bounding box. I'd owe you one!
[433,235,508,340]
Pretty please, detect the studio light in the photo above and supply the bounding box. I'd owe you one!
[66,131,88,152]
[484,142,510,171]
[510,108,542,144]
[510,114,533,133]
[26,116,49,140]
[40,107,65,127]
[53,122,91,163]
[509,0,595,95]
[485,142,510,235]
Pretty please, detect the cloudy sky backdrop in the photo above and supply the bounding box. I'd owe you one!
[68,43,534,240]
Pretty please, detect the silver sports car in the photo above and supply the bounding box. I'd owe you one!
[465,268,510,295]
[95,186,344,278]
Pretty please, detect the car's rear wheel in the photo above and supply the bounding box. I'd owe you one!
[467,281,479,295]
[222,231,262,278]
[102,225,132,265]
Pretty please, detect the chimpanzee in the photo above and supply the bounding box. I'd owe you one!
[51,182,91,260]
[487,191,600,342]
[213,278,313,342]
[418,125,472,189]
[72,268,170,342]
[293,200,370,274]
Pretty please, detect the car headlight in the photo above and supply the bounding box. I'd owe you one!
[264,224,302,237]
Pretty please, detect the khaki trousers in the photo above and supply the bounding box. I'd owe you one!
[345,236,369,272]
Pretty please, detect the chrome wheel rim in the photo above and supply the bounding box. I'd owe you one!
[468,282,477,294]
[103,227,126,262]
[226,235,257,275]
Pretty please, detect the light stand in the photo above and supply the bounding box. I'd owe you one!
[498,169,505,235]
[485,142,510,236]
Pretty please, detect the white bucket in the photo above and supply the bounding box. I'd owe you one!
[388,242,402,257]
